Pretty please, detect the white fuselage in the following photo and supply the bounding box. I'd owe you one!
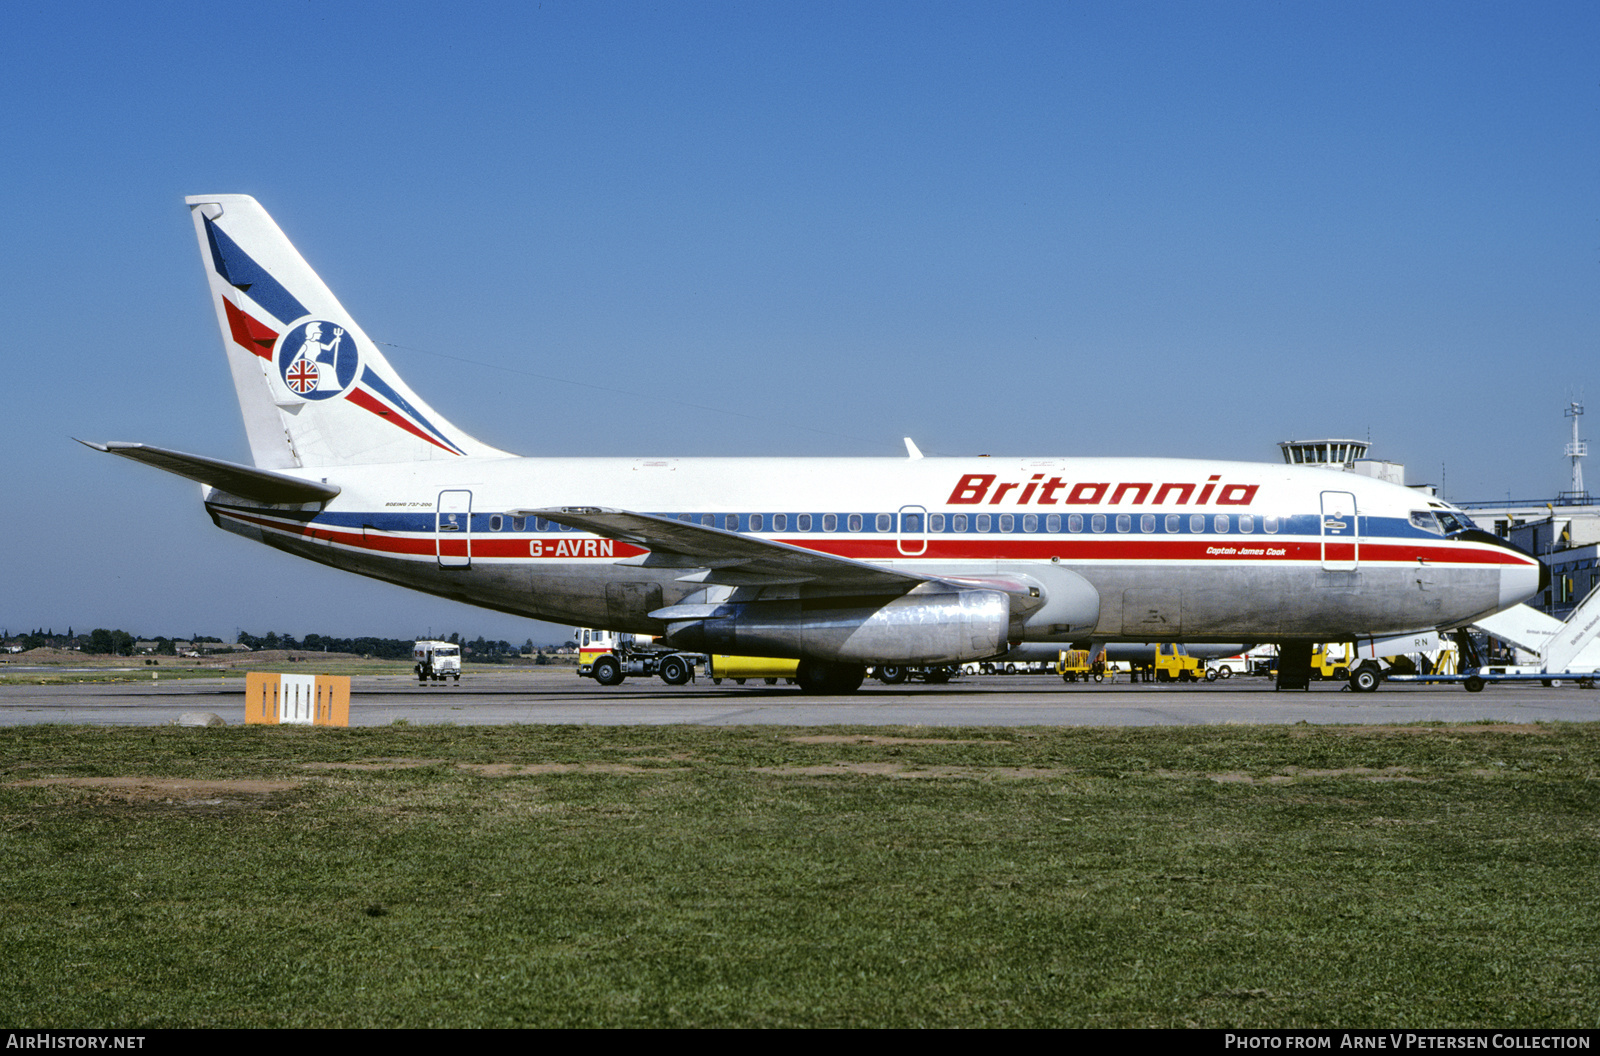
[203,453,1542,658]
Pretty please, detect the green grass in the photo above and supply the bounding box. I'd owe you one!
[1,723,1596,1027]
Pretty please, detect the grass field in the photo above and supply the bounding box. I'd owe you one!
[1,722,1595,1027]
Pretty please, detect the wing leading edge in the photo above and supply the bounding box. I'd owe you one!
[509,506,932,591]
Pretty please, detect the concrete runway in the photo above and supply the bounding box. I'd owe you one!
[1,669,1596,726]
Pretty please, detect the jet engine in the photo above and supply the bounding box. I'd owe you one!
[657,584,1012,664]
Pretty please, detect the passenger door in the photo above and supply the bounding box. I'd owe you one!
[1320,491,1359,571]
[437,490,472,569]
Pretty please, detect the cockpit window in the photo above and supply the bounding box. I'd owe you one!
[1409,510,1444,535]
[1435,510,1472,535]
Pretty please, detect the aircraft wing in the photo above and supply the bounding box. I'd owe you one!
[80,440,341,504]
[510,506,933,591]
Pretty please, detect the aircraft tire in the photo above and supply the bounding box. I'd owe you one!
[876,665,908,685]
[592,656,625,687]
[659,655,691,686]
[924,667,951,684]
[796,659,867,695]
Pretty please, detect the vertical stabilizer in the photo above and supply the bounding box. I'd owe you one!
[186,194,510,469]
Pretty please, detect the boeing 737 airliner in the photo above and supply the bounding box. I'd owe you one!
[87,195,1544,693]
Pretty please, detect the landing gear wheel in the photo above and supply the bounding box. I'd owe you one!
[796,660,867,695]
[924,667,951,684]
[592,655,624,687]
[659,655,691,686]
[876,665,908,685]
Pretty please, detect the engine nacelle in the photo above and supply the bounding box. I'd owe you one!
[660,586,1010,664]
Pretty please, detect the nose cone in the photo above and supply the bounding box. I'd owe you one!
[1500,558,1546,610]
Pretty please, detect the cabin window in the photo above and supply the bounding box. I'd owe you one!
[929,513,945,532]
[1046,513,1060,532]
[876,513,892,532]
[1238,515,1253,534]
[1165,514,1180,533]
[772,513,787,531]
[1264,515,1279,534]
[1091,514,1106,533]
[1000,514,1015,532]
[677,513,690,523]
[702,514,715,527]
[1189,514,1204,533]
[1140,514,1155,533]
[750,513,763,532]
[848,513,863,532]
[1023,514,1039,532]
[823,513,838,532]
[512,517,525,531]
[798,513,812,531]
[1214,515,1230,533]
[976,513,992,532]
[1068,513,1083,532]
[489,515,502,531]
[952,513,968,532]
[902,513,922,533]
[1115,514,1131,533]
[725,514,739,531]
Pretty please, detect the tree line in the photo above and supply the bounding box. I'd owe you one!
[5,627,574,661]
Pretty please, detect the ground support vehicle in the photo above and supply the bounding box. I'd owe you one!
[576,628,706,687]
[413,641,461,684]
[711,654,800,685]
[1056,649,1098,682]
[1203,653,1254,681]
[1127,642,1206,683]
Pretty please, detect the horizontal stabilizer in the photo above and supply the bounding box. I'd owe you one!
[79,441,341,504]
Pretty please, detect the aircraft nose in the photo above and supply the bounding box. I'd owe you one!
[1500,558,1546,610]
[1488,534,1546,609]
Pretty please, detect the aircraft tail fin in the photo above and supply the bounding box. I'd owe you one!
[186,195,510,469]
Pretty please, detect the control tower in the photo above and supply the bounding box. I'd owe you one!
[1277,439,1369,469]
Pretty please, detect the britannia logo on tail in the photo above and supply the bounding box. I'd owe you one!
[276,320,361,400]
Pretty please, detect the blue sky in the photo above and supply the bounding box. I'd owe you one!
[3,1,1596,644]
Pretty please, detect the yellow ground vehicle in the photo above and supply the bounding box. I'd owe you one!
[1056,649,1107,682]
[1146,642,1206,682]
[709,654,799,685]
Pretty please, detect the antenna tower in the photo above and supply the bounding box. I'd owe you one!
[1561,400,1590,504]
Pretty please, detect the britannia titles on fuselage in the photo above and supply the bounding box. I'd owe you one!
[946,473,1259,507]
